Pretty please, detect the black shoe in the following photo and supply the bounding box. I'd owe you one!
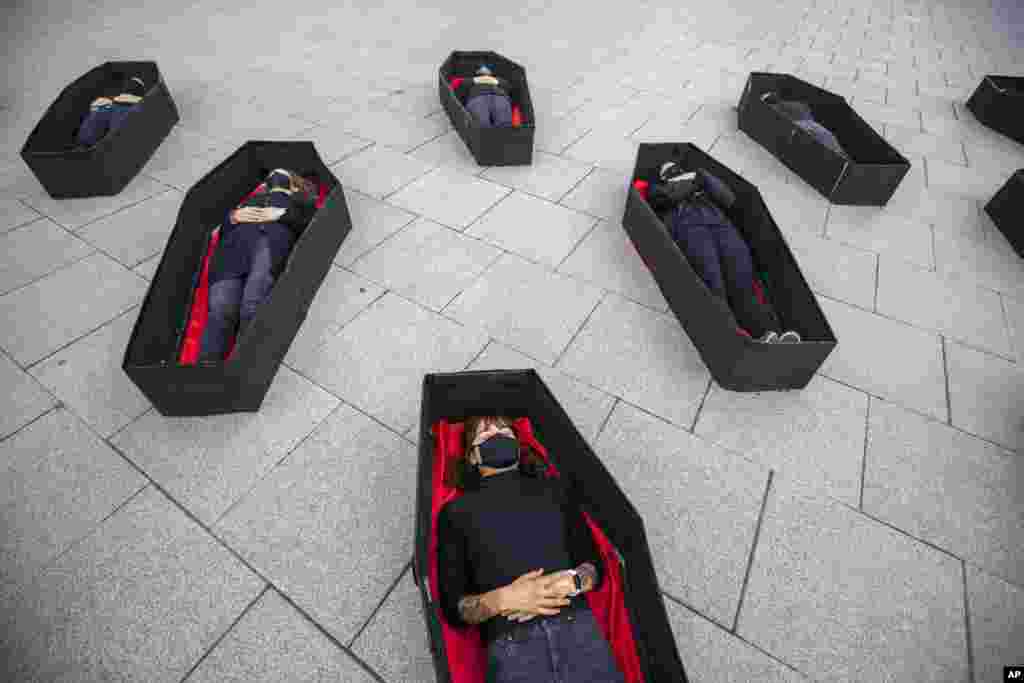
[266,169,293,192]
[121,76,146,98]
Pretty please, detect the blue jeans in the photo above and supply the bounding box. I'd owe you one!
[669,205,781,337]
[76,103,139,146]
[486,605,625,683]
[466,93,513,128]
[198,237,277,361]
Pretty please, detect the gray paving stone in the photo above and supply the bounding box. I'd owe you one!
[446,253,603,365]
[29,310,149,438]
[0,252,147,366]
[368,83,442,119]
[0,486,263,683]
[289,293,487,433]
[186,589,376,683]
[480,151,593,202]
[818,296,948,421]
[0,408,145,590]
[557,218,669,311]
[865,399,1024,584]
[664,599,806,683]
[216,404,415,645]
[110,367,339,525]
[825,206,935,269]
[927,157,1010,201]
[633,112,729,150]
[738,478,968,683]
[884,122,967,166]
[333,189,417,266]
[934,225,1024,301]
[466,191,597,268]
[467,341,616,444]
[283,266,385,364]
[387,166,511,230]
[75,189,182,268]
[534,113,593,155]
[275,123,374,166]
[962,137,1024,179]
[131,254,160,281]
[946,341,1024,452]
[562,128,641,173]
[876,256,1013,358]
[784,232,878,309]
[332,145,437,200]
[696,374,869,505]
[0,198,40,234]
[0,218,93,295]
[407,130,486,177]
[1006,295,1024,364]
[0,351,55,441]
[142,149,229,192]
[351,570,436,683]
[595,402,769,626]
[19,174,171,232]
[557,294,710,428]
[966,566,1024,683]
[353,217,501,311]
[334,107,449,152]
[558,166,631,221]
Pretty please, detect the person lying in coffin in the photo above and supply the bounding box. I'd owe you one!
[437,415,625,683]
[453,64,517,128]
[198,168,318,362]
[647,161,802,344]
[75,75,147,147]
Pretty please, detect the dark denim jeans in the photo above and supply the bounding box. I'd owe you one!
[198,237,277,361]
[669,205,781,337]
[466,92,513,128]
[486,604,625,683]
[76,103,139,146]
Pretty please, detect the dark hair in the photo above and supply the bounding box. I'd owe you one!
[444,416,546,489]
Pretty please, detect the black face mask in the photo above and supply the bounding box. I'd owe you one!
[478,435,519,469]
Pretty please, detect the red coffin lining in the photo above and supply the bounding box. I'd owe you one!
[178,181,330,365]
[428,418,645,683]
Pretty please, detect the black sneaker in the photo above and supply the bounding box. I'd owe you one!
[266,169,293,192]
[121,76,146,98]
[778,330,802,343]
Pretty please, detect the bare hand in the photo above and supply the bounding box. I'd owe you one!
[497,569,571,618]
[231,207,284,224]
[91,97,113,107]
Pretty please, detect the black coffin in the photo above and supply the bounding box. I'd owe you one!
[623,143,837,392]
[20,61,179,199]
[439,51,535,166]
[984,169,1024,258]
[122,141,351,416]
[966,76,1024,146]
[737,72,911,205]
[415,370,688,683]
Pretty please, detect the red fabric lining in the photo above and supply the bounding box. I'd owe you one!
[178,181,329,365]
[428,418,644,683]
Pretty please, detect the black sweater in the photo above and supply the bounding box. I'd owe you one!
[437,470,602,640]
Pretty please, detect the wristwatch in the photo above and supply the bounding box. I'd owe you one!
[565,569,583,597]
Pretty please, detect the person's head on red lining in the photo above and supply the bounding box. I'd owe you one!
[452,65,517,128]
[436,416,626,682]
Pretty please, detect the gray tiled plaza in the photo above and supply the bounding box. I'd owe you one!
[4,0,1024,680]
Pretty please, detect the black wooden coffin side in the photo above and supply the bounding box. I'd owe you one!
[984,169,1024,258]
[623,143,837,391]
[438,50,535,166]
[966,76,1024,146]
[415,370,688,683]
[737,71,910,205]
[20,61,179,198]
[122,141,351,416]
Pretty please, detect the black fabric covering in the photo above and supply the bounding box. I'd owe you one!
[737,72,911,205]
[984,169,1024,258]
[20,61,179,198]
[966,76,1024,146]
[415,370,689,683]
[122,141,351,416]
[439,51,535,166]
[623,143,838,392]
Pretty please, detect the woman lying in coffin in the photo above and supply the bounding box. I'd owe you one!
[437,415,625,683]
[198,169,318,362]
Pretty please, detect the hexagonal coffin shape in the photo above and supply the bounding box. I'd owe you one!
[737,72,911,205]
[966,76,1024,146]
[122,141,351,416]
[415,369,688,683]
[20,61,179,198]
[984,169,1024,258]
[622,142,837,391]
[439,51,535,167]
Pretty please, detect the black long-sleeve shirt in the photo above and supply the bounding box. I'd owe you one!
[437,470,602,640]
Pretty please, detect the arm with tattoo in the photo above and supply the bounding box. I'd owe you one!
[457,591,503,625]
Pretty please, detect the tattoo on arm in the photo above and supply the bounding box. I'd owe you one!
[576,562,598,593]
[457,593,500,625]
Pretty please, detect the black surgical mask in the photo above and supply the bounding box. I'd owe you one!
[478,435,519,469]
